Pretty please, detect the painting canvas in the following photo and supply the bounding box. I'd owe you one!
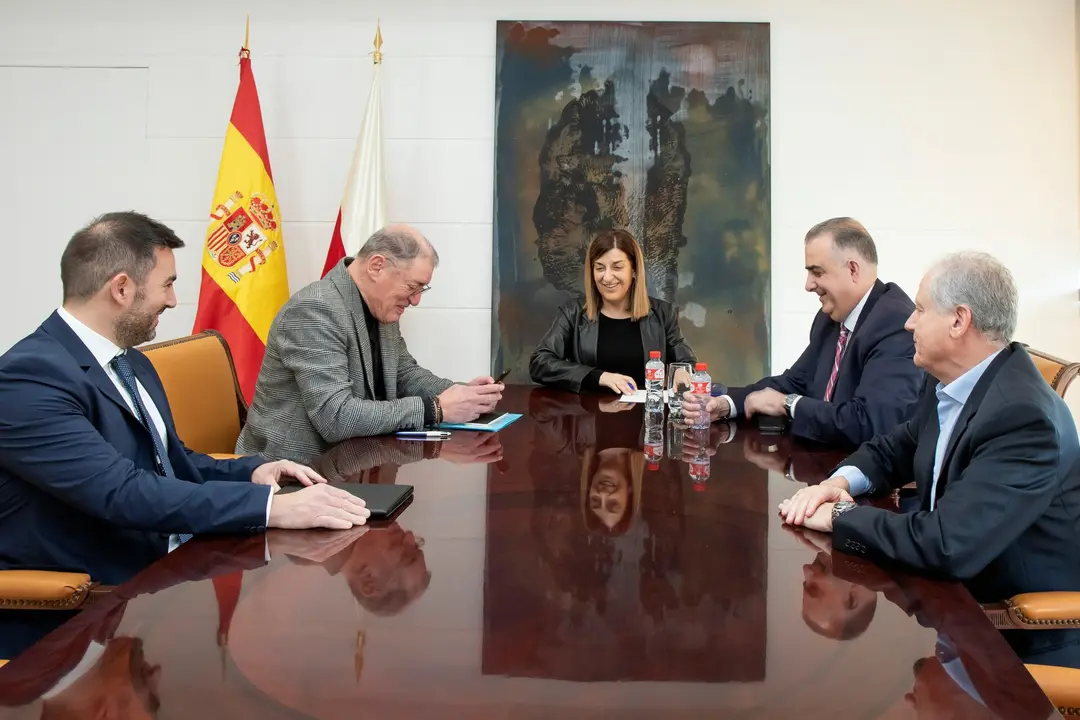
[492,21,771,385]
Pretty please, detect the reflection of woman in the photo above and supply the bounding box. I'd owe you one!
[581,445,645,534]
[529,229,695,395]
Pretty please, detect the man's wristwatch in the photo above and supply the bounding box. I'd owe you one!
[832,500,857,522]
[783,393,800,417]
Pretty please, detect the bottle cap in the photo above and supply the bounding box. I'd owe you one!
[695,362,707,371]
[649,351,661,359]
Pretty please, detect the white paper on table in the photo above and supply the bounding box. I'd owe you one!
[619,389,670,403]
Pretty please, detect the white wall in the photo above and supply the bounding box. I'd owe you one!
[1,0,1077,378]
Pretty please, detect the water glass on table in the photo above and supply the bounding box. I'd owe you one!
[667,362,692,414]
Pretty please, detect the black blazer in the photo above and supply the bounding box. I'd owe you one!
[529,297,695,393]
[833,343,1080,603]
[728,279,923,447]
[0,313,269,586]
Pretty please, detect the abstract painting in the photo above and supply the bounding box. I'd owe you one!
[492,21,771,385]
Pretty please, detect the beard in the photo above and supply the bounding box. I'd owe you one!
[114,291,163,349]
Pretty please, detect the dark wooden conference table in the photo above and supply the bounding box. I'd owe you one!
[0,386,1062,718]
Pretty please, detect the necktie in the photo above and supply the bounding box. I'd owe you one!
[110,354,191,544]
[823,326,849,402]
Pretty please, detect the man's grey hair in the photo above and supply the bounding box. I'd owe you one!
[926,251,1018,344]
[356,226,439,266]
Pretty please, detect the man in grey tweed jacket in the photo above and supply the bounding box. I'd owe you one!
[237,225,504,462]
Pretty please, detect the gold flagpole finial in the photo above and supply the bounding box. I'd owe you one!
[239,16,251,60]
[372,19,383,65]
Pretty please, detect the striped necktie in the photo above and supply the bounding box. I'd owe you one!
[823,326,849,402]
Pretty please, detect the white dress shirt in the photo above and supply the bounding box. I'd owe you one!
[55,308,273,549]
[837,350,1002,502]
[720,285,875,418]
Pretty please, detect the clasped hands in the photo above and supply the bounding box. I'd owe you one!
[777,479,854,533]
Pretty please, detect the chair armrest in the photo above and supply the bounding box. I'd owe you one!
[0,570,100,610]
[209,453,243,460]
[1026,664,1080,715]
[983,592,1080,629]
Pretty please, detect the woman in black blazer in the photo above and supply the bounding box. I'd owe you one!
[529,229,696,394]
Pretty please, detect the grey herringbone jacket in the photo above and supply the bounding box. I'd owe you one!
[236,259,454,462]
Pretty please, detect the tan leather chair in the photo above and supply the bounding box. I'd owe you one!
[981,593,1080,714]
[977,351,1080,715]
[0,571,108,612]
[141,329,247,459]
[1023,344,1080,398]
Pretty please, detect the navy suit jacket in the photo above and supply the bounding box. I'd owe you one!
[0,312,271,586]
[728,280,923,447]
[834,344,1080,604]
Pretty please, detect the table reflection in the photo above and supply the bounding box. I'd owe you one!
[480,390,768,682]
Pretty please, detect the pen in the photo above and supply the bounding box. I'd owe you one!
[395,431,451,439]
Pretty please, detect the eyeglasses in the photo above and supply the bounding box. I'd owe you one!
[384,257,432,296]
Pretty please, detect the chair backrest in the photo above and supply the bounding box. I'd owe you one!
[140,330,247,455]
[1023,344,1080,398]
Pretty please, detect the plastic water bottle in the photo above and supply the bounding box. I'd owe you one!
[690,362,712,429]
[643,410,664,470]
[687,426,711,491]
[645,350,665,411]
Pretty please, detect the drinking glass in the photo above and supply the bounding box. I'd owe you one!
[667,362,692,414]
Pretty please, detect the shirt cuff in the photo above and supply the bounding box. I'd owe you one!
[583,368,604,391]
[720,395,737,418]
[789,395,801,416]
[834,465,871,496]
[264,486,274,526]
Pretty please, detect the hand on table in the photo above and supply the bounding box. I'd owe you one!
[743,388,787,417]
[268,484,371,530]
[252,459,327,491]
[778,479,853,528]
[439,381,504,423]
[681,393,729,425]
[598,372,637,396]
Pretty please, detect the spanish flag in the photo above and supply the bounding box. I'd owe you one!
[192,23,289,403]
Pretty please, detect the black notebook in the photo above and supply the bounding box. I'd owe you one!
[276,483,414,519]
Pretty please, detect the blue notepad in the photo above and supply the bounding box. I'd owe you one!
[436,411,522,432]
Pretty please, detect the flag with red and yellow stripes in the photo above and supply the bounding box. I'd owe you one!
[192,33,289,403]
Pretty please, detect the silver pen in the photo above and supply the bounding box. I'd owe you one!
[394,430,451,439]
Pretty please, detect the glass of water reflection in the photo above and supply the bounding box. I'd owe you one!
[667,362,693,414]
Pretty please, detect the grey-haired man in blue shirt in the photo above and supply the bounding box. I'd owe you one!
[778,251,1080,616]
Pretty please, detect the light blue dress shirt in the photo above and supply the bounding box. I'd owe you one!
[836,350,1002,508]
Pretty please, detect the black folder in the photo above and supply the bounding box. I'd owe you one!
[276,483,413,520]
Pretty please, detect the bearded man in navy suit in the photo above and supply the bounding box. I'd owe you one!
[0,212,370,588]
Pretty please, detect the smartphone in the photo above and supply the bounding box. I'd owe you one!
[758,415,788,435]
[494,368,512,384]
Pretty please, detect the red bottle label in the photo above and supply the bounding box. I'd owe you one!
[690,380,710,394]
[646,367,663,381]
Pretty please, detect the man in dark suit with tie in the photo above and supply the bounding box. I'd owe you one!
[778,251,1080,612]
[687,217,923,447]
[0,212,371,588]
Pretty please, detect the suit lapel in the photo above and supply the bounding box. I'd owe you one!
[829,280,887,395]
[41,312,140,422]
[934,347,1013,499]
[379,323,398,400]
[328,261,377,399]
